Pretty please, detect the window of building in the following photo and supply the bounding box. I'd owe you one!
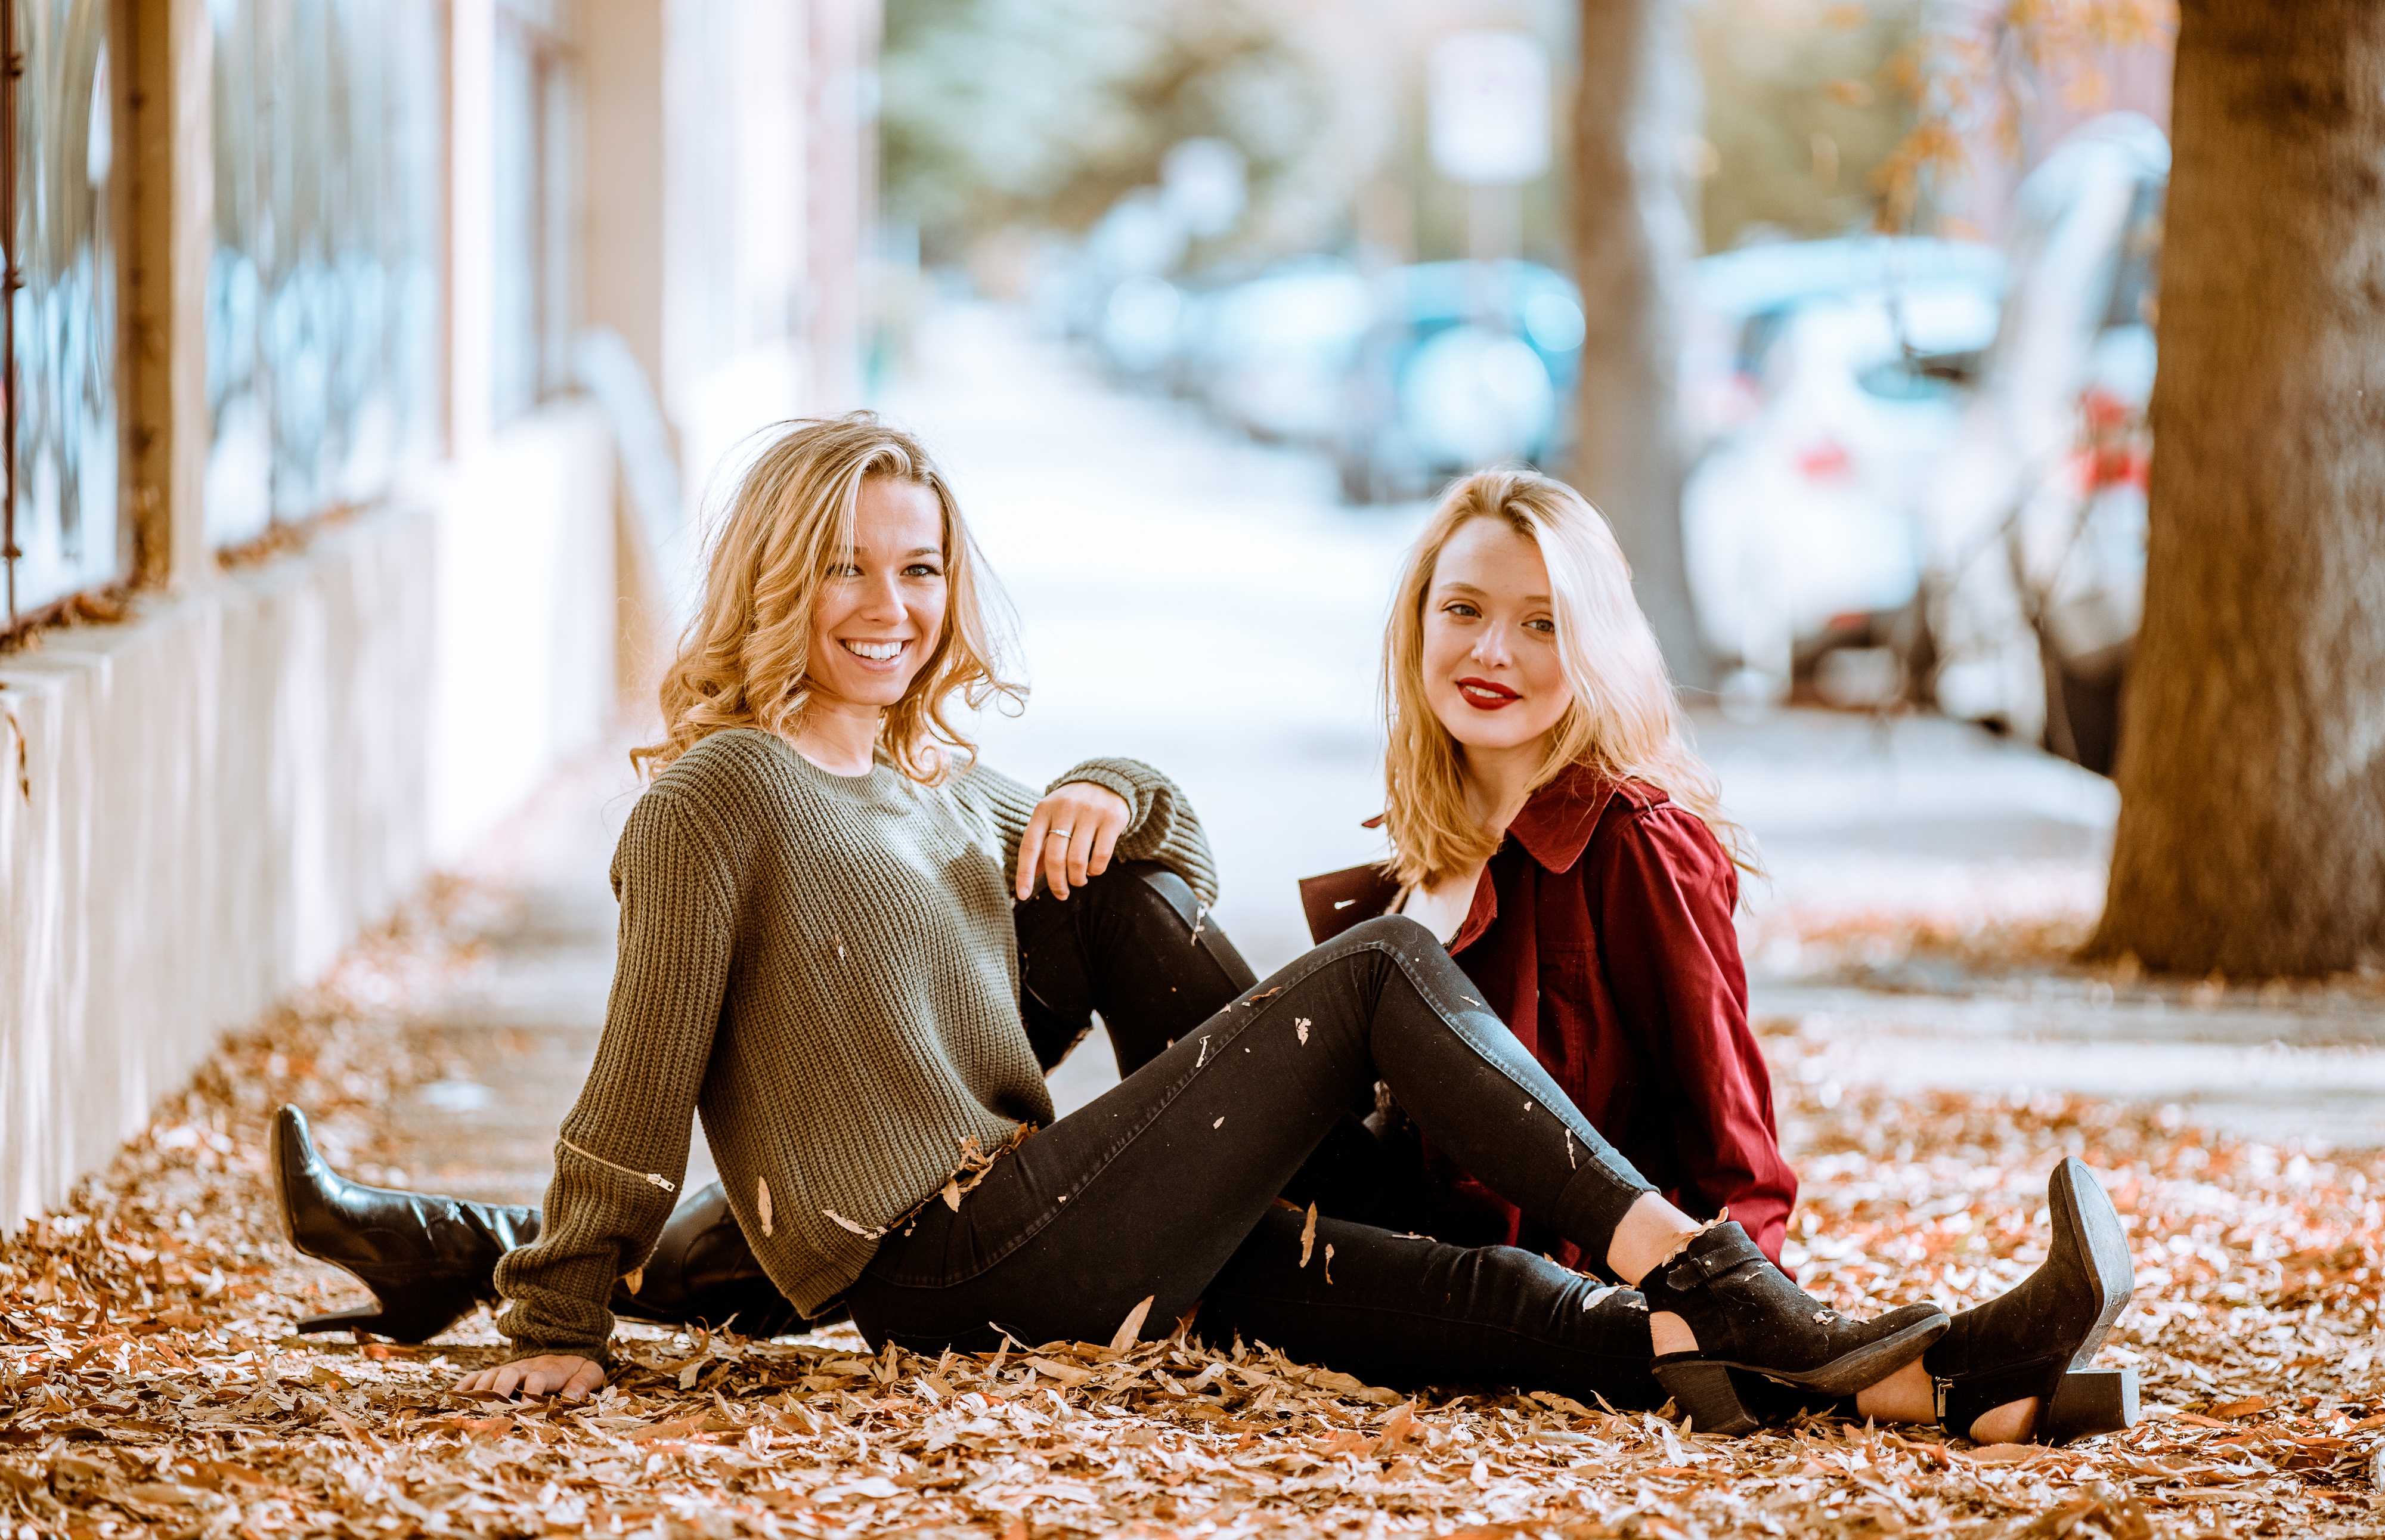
[492,0,578,424]
[206,0,443,551]
[4,0,120,627]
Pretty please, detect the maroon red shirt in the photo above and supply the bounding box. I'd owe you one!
[1299,764,1796,1268]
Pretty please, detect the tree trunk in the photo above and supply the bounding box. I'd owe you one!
[1572,0,1709,688]
[2091,0,2385,976]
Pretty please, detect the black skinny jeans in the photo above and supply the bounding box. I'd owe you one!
[840,864,1667,1411]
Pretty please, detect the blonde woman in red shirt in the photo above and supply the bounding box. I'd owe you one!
[1294,468,2136,1443]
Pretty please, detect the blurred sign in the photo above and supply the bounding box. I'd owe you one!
[1429,32,1551,186]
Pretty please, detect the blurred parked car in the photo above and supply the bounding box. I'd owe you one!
[1332,260,1585,503]
[1676,236,2006,709]
[1920,112,2167,773]
[1681,236,2007,451]
[1172,259,1374,442]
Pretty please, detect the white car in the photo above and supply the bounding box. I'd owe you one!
[1680,240,2004,707]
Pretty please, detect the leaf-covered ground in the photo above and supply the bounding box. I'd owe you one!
[2,889,2380,1538]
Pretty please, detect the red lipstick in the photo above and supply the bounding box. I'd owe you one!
[1455,676,1521,711]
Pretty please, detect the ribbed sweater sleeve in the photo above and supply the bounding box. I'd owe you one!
[491,789,734,1360]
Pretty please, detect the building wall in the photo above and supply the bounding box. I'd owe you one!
[423,408,620,860]
[0,0,871,1232]
[0,509,432,1224]
[0,407,615,1229]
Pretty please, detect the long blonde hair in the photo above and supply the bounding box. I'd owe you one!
[633,414,1020,783]
[1381,469,1754,887]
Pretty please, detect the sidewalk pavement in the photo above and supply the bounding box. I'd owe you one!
[367,303,2380,1207]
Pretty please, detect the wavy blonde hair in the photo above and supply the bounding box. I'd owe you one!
[1382,469,1755,887]
[633,414,1020,783]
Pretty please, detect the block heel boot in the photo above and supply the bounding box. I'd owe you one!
[1638,1221,1949,1436]
[272,1105,540,1341]
[276,1105,808,1344]
[1926,1157,2139,1445]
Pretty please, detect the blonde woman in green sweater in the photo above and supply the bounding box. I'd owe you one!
[276,414,1966,1435]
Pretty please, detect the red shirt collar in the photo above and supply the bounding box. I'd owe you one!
[1505,763,1640,875]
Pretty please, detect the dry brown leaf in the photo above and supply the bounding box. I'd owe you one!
[1023,1356,1093,1386]
[1108,1294,1154,1353]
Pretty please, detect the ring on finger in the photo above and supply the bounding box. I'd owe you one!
[1046,828,1073,839]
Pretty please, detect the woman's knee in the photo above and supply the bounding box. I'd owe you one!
[1340,913,1439,955]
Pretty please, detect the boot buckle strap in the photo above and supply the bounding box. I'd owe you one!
[1663,1247,1749,1291]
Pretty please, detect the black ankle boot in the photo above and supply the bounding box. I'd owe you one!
[1638,1221,1949,1436]
[609,1182,803,1338]
[1925,1157,2138,1445]
[1727,1372,1860,1427]
[272,1105,541,1342]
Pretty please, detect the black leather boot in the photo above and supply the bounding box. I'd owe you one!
[1637,1221,1949,1436]
[608,1181,804,1338]
[272,1105,541,1342]
[1725,1372,1858,1427]
[1925,1157,2138,1445]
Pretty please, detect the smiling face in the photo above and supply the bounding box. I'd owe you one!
[1419,515,1575,758]
[803,476,950,716]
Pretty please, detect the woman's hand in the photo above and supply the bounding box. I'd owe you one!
[1016,782,1133,900]
[455,1354,605,1402]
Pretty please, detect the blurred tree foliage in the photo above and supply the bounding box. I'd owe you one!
[1695,0,1922,250]
[1871,0,2174,231]
[879,0,1334,262]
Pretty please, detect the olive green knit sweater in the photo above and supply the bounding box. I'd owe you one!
[491,728,1219,1359]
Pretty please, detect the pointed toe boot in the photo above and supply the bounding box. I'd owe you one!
[609,1182,802,1338]
[272,1105,542,1342]
[1926,1157,2138,1445]
[1638,1221,1949,1436]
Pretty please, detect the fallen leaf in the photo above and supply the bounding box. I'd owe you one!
[821,1208,882,1238]
[1024,1357,1093,1386]
[1299,1203,1318,1268]
[633,1413,710,1443]
[1108,1295,1154,1353]
[324,1405,382,1449]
